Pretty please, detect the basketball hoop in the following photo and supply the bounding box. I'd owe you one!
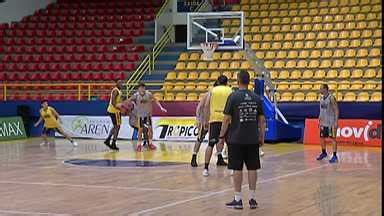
[200,42,218,61]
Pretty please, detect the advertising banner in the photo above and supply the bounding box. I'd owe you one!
[57,116,134,139]
[303,119,381,147]
[152,117,207,141]
[0,117,27,141]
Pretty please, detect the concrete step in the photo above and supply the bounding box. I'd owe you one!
[134,36,155,44]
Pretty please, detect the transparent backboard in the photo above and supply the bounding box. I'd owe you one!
[187,11,244,50]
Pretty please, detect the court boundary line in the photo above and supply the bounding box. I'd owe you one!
[0,209,71,216]
[129,163,330,215]
[0,180,207,195]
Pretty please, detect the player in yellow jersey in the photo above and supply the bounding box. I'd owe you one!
[104,80,124,151]
[34,100,77,146]
[202,75,232,177]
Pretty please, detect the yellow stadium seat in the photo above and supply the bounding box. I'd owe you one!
[371,92,382,102]
[363,80,376,90]
[173,82,184,90]
[308,60,320,68]
[187,72,198,81]
[241,61,250,69]
[196,83,208,91]
[264,61,273,69]
[164,93,174,101]
[251,43,260,50]
[190,53,200,61]
[185,82,196,91]
[178,53,188,61]
[363,69,376,78]
[290,83,301,90]
[313,70,326,79]
[312,82,322,90]
[153,92,163,101]
[290,70,301,80]
[327,40,338,49]
[362,39,373,47]
[285,60,296,69]
[210,71,220,81]
[222,19,232,26]
[309,50,321,59]
[369,48,381,57]
[338,82,350,90]
[270,71,278,79]
[272,42,282,50]
[293,41,304,49]
[300,2,309,8]
[326,70,338,79]
[223,71,232,80]
[293,92,305,102]
[299,50,310,59]
[356,92,370,102]
[219,62,229,70]
[294,32,304,40]
[302,24,312,32]
[230,61,241,69]
[357,59,369,68]
[244,35,252,42]
[165,71,176,81]
[291,24,301,32]
[326,31,337,40]
[187,93,198,101]
[319,60,331,68]
[305,92,318,101]
[350,39,361,48]
[274,60,285,69]
[368,21,379,29]
[301,83,312,90]
[176,62,186,70]
[208,62,218,70]
[260,26,270,33]
[176,72,188,80]
[344,59,356,68]
[278,70,290,79]
[283,42,293,50]
[315,40,326,49]
[271,25,281,33]
[332,59,344,68]
[198,72,209,80]
[323,23,333,31]
[233,52,243,60]
[374,29,381,38]
[345,22,356,30]
[351,69,363,79]
[276,51,287,59]
[255,51,264,59]
[335,23,345,31]
[197,62,207,70]
[328,81,337,91]
[339,69,350,78]
[338,40,349,48]
[339,31,349,39]
[281,25,290,32]
[277,82,289,90]
[312,23,322,31]
[374,39,382,47]
[222,52,232,60]
[302,16,312,23]
[280,92,293,102]
[252,34,262,41]
[297,60,308,69]
[212,52,221,61]
[357,49,368,57]
[350,81,363,90]
[369,58,381,67]
[260,42,271,50]
[265,51,276,59]
[175,92,187,101]
[332,49,344,58]
[376,83,382,90]
[281,17,290,24]
[362,30,373,38]
[357,21,367,30]
[186,62,196,70]
[345,49,356,58]
[301,70,314,80]
[343,92,356,102]
[377,70,382,78]
[161,82,172,90]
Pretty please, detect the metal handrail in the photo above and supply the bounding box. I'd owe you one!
[125,54,152,96]
[156,0,169,19]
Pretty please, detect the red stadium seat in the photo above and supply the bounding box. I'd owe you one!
[29,72,41,81]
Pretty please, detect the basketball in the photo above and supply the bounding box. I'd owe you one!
[117,101,134,115]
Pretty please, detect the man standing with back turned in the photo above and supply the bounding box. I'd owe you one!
[219,70,265,209]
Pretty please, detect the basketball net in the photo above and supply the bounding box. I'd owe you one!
[200,42,218,61]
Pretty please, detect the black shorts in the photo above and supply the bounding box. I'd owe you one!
[197,124,208,143]
[139,116,152,129]
[320,126,336,138]
[228,144,261,171]
[108,112,121,126]
[208,122,222,147]
[42,127,59,135]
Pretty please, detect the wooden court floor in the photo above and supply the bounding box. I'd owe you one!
[0,138,381,216]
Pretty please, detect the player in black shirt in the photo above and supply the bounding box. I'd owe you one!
[218,70,265,210]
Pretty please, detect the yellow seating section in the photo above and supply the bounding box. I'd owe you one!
[158,0,381,101]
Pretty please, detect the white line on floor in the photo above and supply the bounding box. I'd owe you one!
[0,180,206,195]
[0,209,71,216]
[129,163,330,215]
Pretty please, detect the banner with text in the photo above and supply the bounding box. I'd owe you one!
[57,116,134,139]
[0,117,27,141]
[152,117,207,141]
[303,119,382,147]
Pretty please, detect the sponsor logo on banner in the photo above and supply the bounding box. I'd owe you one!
[153,117,204,141]
[303,119,382,147]
[57,116,134,139]
[0,117,27,141]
